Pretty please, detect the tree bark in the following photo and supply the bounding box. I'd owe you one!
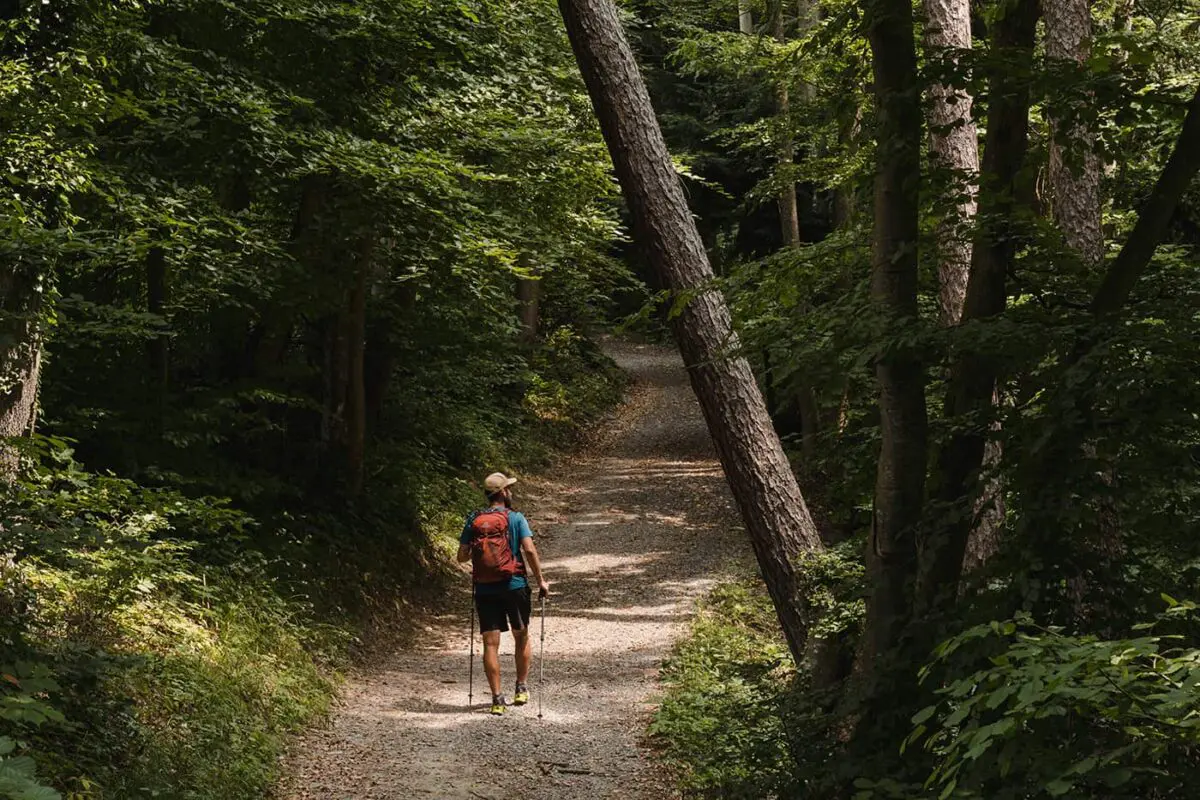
[859,0,928,665]
[0,265,42,465]
[923,0,979,325]
[1044,0,1104,266]
[517,276,541,344]
[559,0,824,663]
[773,2,802,248]
[919,0,1039,614]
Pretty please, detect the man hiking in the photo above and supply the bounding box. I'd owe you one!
[458,472,550,715]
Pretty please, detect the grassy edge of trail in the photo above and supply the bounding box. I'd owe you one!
[3,338,628,800]
[648,578,799,800]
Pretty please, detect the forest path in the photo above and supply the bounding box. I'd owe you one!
[279,339,745,800]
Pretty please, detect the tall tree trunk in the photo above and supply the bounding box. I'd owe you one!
[773,2,802,248]
[1045,0,1104,266]
[0,265,43,472]
[919,0,1040,613]
[1022,83,1200,618]
[859,0,928,666]
[559,0,824,663]
[923,0,979,325]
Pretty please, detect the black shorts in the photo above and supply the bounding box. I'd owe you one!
[475,586,532,633]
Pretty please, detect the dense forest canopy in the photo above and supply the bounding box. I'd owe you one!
[2,0,1200,797]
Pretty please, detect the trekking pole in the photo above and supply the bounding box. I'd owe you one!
[468,586,476,710]
[537,591,546,720]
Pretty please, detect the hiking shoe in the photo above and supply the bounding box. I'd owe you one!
[513,684,530,706]
[490,695,508,716]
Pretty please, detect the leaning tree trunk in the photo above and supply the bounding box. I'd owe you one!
[0,265,44,474]
[923,0,978,325]
[919,0,1040,615]
[858,0,928,667]
[1044,0,1103,266]
[559,0,824,663]
[1091,85,1200,315]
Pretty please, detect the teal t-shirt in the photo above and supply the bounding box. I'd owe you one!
[461,506,532,595]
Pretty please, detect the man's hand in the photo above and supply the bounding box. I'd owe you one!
[538,581,550,600]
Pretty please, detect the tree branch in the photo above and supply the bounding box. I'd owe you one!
[1090,84,1200,315]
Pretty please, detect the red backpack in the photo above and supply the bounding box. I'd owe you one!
[467,508,525,584]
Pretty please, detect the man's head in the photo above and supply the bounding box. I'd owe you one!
[484,472,518,506]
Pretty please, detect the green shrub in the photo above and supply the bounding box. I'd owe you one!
[650,581,797,799]
[873,601,1200,800]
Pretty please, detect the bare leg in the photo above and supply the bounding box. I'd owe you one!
[482,631,502,696]
[513,628,531,685]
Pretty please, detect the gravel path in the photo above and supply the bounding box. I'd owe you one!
[279,340,746,800]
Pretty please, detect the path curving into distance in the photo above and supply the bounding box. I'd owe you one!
[280,339,746,800]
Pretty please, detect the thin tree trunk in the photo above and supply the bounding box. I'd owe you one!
[738,0,755,33]
[773,2,802,248]
[0,264,42,472]
[859,0,928,666]
[919,0,1039,613]
[1090,84,1200,315]
[1045,0,1104,266]
[923,0,979,325]
[559,0,824,663]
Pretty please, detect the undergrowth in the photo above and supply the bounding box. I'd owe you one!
[651,580,797,799]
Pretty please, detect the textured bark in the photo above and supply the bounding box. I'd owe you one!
[923,0,979,325]
[919,0,1039,614]
[859,0,928,666]
[0,265,43,473]
[559,0,824,663]
[1091,84,1200,315]
[1045,0,1104,266]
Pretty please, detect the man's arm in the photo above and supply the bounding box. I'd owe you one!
[457,542,471,564]
[520,536,550,598]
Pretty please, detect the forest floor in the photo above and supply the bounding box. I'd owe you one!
[278,339,747,799]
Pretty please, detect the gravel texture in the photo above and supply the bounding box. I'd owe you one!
[279,340,746,800]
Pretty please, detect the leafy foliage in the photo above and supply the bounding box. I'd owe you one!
[1,0,631,795]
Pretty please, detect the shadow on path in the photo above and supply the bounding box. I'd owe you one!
[279,340,747,800]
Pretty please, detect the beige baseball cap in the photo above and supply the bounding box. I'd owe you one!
[484,472,518,494]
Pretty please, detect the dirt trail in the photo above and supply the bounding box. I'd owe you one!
[280,340,745,800]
